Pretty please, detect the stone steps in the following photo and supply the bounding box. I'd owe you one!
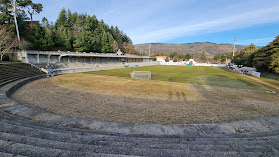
[0,63,45,88]
[1,131,277,153]
[0,151,28,157]
[2,119,279,148]
[2,112,279,143]
[1,111,279,156]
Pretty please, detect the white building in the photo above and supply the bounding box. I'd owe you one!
[156,56,168,62]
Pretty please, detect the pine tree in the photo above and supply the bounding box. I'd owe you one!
[56,8,67,27]
[26,23,54,50]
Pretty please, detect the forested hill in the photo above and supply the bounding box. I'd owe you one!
[134,42,247,56]
[26,8,133,53]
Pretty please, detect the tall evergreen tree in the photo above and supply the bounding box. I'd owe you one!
[26,23,54,50]
[56,8,67,27]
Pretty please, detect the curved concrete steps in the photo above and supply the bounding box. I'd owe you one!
[1,111,279,157]
[0,63,46,87]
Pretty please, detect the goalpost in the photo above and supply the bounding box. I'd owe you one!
[130,71,151,80]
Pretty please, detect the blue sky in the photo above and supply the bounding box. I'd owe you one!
[33,0,279,46]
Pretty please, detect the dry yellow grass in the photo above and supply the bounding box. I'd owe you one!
[11,73,279,124]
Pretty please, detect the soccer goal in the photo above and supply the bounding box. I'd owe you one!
[130,71,151,80]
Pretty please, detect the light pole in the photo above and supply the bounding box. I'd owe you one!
[11,0,21,49]
[148,43,151,57]
[233,37,237,57]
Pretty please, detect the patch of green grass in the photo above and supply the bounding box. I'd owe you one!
[85,65,267,91]
[261,73,279,81]
[0,62,21,65]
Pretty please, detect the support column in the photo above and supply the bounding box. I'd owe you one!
[58,55,62,62]
[48,54,51,64]
[36,54,40,63]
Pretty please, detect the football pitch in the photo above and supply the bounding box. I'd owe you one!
[11,65,279,124]
[86,65,276,91]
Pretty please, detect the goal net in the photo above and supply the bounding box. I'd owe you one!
[130,71,151,80]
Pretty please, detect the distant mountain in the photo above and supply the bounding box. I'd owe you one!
[134,42,248,56]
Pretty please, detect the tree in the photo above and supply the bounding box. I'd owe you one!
[0,25,17,61]
[17,0,43,26]
[25,23,54,50]
[269,49,279,73]
[41,17,49,28]
[213,54,221,63]
[101,31,109,52]
[169,52,177,59]
[200,51,207,62]
[165,57,169,62]
[113,26,123,48]
[112,40,119,53]
[232,43,257,66]
[121,42,135,54]
[152,56,156,61]
[185,53,193,60]
[220,54,226,63]
[178,54,186,60]
[0,0,13,24]
[55,8,67,27]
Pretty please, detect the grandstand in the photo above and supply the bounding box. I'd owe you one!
[0,62,279,156]
[14,50,158,75]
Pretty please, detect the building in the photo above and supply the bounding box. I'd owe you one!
[156,56,168,62]
[28,21,40,27]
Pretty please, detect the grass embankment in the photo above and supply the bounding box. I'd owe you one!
[11,66,279,124]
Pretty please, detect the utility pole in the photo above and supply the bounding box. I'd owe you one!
[11,0,21,49]
[233,37,237,57]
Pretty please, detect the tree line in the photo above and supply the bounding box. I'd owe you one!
[1,1,141,56]
[28,8,134,53]
[232,36,279,73]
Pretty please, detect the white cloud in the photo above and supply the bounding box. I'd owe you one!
[130,6,279,44]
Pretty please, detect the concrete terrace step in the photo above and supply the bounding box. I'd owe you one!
[0,151,28,157]
[0,69,40,75]
[2,112,279,143]
[0,139,274,157]
[0,63,45,88]
[0,140,140,157]
[2,118,279,148]
[1,110,279,141]
[1,112,279,156]
[0,130,278,154]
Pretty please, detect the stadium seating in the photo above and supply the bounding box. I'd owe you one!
[0,63,46,88]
